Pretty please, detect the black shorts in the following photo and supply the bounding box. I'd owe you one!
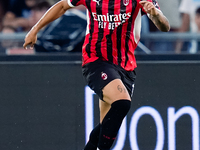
[82,59,136,100]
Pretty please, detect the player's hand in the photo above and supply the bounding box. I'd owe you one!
[23,29,37,50]
[139,1,158,16]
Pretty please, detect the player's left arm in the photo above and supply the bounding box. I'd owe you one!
[139,1,170,32]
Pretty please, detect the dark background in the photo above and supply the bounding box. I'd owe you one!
[0,54,199,150]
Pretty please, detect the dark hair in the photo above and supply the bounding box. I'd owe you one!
[196,7,200,14]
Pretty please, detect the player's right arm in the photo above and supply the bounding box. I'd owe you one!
[23,0,71,49]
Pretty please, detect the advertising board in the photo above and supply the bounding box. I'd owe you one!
[0,61,199,150]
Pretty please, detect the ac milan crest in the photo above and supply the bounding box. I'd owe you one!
[101,72,108,80]
[123,0,129,6]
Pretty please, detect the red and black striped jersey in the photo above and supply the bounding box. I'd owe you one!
[67,0,160,71]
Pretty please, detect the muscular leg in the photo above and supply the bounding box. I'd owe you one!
[98,79,131,150]
[84,79,131,150]
[100,78,131,123]
[102,79,131,104]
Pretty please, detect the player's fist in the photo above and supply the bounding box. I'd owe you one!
[23,29,37,50]
[139,1,158,16]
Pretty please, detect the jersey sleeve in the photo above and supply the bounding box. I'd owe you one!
[67,0,84,7]
[151,0,160,10]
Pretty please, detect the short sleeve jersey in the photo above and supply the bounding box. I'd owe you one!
[67,0,160,71]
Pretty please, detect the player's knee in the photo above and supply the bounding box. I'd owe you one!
[111,99,131,117]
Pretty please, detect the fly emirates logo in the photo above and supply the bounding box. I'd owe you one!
[92,12,131,30]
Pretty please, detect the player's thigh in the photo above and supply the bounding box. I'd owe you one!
[102,79,131,105]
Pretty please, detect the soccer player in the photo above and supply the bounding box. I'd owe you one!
[23,0,170,149]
